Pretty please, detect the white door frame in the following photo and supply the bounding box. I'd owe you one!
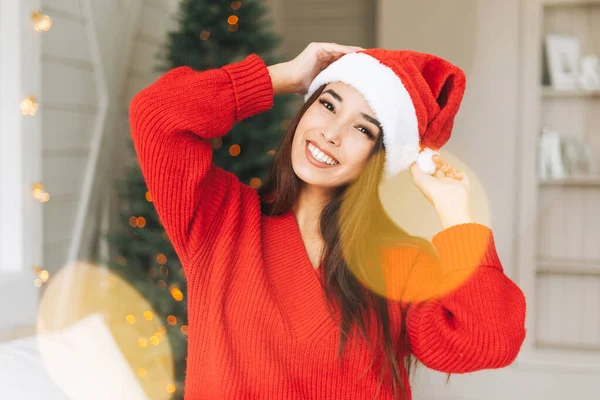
[0,0,42,330]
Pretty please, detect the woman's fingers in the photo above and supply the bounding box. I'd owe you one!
[430,154,469,183]
[325,42,364,52]
[434,166,446,179]
[450,171,461,180]
[440,163,454,175]
[433,155,452,173]
[319,43,363,63]
[287,42,364,95]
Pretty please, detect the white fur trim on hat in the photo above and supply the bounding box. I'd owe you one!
[304,52,421,178]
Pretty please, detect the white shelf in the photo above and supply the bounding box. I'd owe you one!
[541,86,600,98]
[539,175,600,186]
[543,0,600,7]
[518,0,600,373]
[537,259,600,275]
[536,340,600,352]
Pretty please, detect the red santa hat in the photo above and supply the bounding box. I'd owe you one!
[304,48,467,178]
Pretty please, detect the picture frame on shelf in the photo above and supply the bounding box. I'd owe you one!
[545,34,581,91]
[539,128,598,182]
[560,136,598,177]
[538,128,565,181]
[578,55,600,91]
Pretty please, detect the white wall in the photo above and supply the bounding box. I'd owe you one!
[379,0,518,276]
[40,0,101,283]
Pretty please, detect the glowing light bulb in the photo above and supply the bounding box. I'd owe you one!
[31,11,52,32]
[32,183,50,202]
[20,96,39,116]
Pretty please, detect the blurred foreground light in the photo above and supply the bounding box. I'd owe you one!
[347,150,494,301]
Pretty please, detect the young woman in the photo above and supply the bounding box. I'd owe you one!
[129,42,526,400]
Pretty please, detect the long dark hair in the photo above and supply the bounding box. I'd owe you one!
[258,84,439,400]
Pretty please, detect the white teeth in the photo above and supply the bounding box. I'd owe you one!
[313,149,335,165]
[308,142,338,165]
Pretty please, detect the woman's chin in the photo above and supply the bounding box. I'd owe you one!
[294,167,348,190]
[293,165,327,185]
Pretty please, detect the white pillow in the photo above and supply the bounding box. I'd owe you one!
[0,330,68,399]
[0,313,148,400]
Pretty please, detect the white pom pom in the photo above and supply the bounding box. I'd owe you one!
[416,148,439,175]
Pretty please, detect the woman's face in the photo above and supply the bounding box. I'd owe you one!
[291,82,382,189]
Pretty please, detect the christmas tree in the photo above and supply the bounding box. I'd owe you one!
[106,0,294,397]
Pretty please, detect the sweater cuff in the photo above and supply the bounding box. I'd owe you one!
[431,223,502,276]
[223,53,274,122]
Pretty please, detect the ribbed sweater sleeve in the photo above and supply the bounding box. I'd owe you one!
[128,54,274,267]
[383,223,526,373]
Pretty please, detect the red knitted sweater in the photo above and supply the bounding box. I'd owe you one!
[129,53,526,399]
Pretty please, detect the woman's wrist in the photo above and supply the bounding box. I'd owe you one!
[436,204,474,230]
[267,62,297,95]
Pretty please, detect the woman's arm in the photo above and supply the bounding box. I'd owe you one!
[129,54,274,270]
[383,223,526,373]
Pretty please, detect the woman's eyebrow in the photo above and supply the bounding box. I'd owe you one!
[323,89,343,102]
[322,89,382,130]
[361,113,381,131]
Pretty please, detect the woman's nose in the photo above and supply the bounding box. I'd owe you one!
[321,128,341,146]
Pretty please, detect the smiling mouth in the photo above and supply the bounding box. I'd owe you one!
[306,141,339,166]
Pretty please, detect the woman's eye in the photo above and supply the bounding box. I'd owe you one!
[357,126,374,138]
[319,99,373,138]
[319,99,334,112]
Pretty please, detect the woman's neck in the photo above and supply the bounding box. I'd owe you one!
[292,184,331,235]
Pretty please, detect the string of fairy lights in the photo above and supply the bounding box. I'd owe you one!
[25,11,52,288]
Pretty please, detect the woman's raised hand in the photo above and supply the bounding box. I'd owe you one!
[409,154,474,229]
[268,42,364,96]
